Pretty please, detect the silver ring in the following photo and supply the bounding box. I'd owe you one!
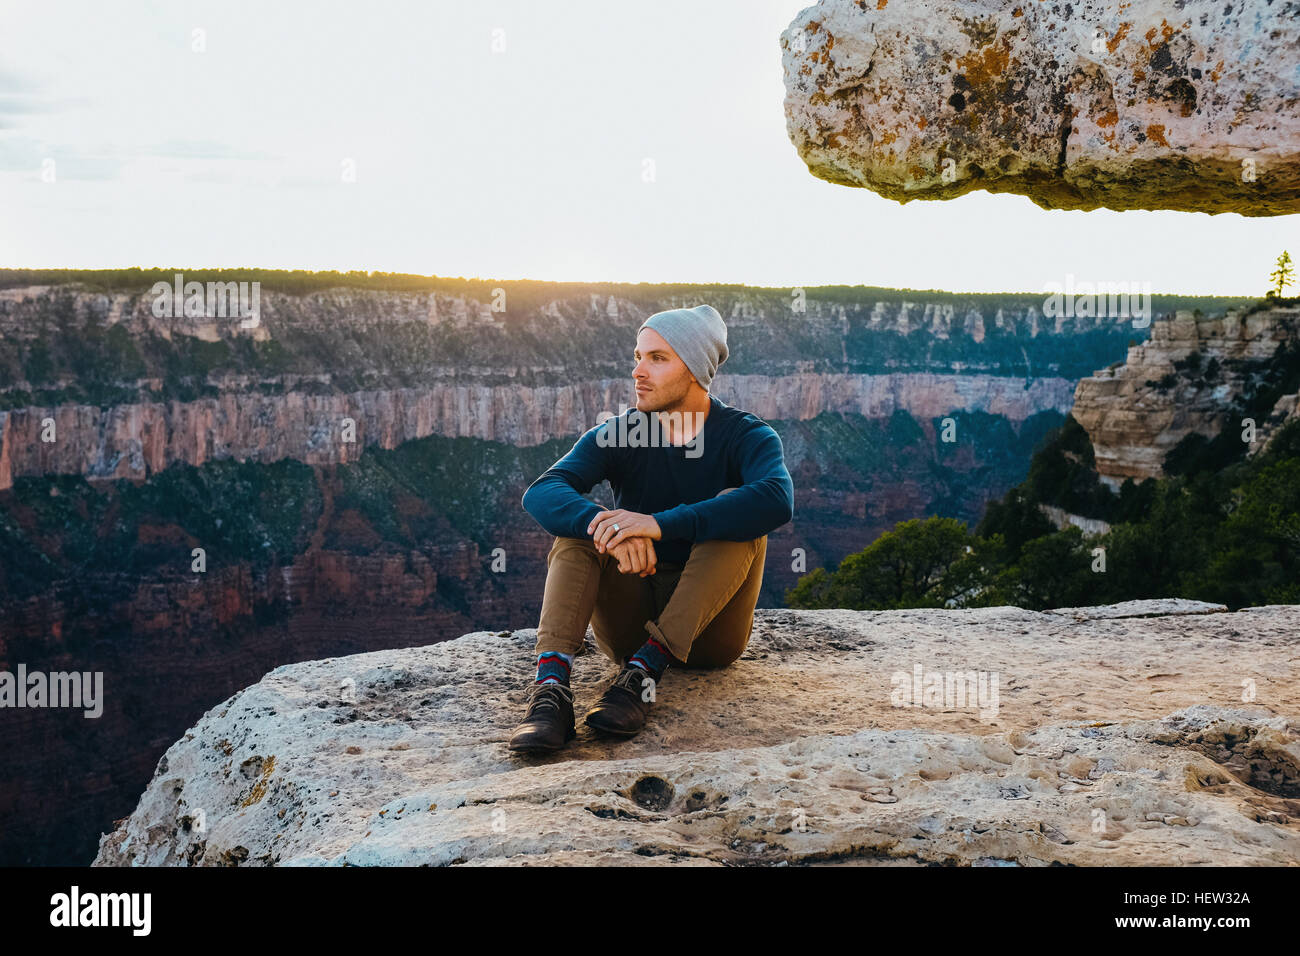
[613,523,620,532]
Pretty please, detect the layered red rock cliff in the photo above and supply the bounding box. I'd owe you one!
[0,372,1078,491]
[0,284,1139,490]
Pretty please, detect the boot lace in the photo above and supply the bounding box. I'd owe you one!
[527,683,571,715]
[615,666,649,691]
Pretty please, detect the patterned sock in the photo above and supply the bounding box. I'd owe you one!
[535,651,575,686]
[627,634,672,682]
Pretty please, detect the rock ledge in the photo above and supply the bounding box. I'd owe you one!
[96,602,1300,866]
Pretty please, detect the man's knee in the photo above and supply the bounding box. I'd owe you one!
[686,534,766,561]
[681,642,746,669]
[547,535,598,559]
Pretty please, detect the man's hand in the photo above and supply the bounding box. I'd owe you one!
[588,509,661,553]
[607,536,657,576]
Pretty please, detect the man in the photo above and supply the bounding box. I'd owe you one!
[511,303,795,752]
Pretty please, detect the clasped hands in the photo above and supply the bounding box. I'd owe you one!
[587,510,662,577]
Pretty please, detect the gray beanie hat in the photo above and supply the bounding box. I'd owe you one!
[637,304,728,389]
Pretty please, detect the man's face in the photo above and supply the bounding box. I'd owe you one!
[633,327,695,412]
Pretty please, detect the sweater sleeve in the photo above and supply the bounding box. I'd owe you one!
[520,424,611,539]
[651,423,794,543]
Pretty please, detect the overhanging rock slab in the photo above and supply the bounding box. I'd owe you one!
[782,0,1300,215]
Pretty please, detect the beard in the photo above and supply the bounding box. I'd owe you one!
[635,374,693,414]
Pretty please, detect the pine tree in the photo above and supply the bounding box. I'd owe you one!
[1268,250,1294,298]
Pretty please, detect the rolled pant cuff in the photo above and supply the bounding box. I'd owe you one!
[533,635,585,657]
[643,618,689,666]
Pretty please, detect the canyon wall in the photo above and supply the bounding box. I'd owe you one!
[1072,304,1300,487]
[0,373,1077,491]
[1,282,1234,492]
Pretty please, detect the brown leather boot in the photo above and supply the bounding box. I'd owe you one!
[508,682,576,752]
[583,665,655,737]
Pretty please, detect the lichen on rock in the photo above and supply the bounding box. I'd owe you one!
[782,0,1300,215]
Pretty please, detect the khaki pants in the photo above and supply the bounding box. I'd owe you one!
[533,533,769,669]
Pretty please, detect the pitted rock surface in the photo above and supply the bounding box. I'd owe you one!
[94,601,1299,865]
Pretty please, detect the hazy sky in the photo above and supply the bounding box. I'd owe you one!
[1,0,1294,294]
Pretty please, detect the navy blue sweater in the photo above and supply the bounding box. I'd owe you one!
[521,393,794,566]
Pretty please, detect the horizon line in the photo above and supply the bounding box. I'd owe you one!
[0,267,1263,301]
